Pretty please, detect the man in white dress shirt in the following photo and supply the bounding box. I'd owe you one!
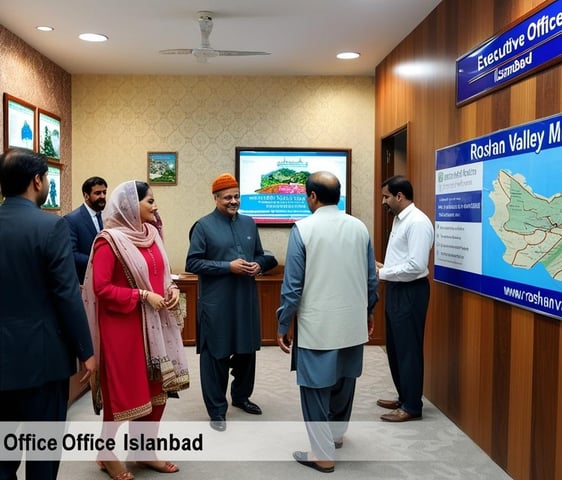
[376,175,434,422]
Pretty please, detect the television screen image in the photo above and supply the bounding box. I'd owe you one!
[236,147,351,225]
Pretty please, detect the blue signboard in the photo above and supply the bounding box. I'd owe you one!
[457,0,562,105]
[435,113,562,319]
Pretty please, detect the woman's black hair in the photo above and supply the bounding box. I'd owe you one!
[135,180,151,201]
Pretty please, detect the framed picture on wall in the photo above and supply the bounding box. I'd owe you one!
[38,108,61,160]
[42,162,61,210]
[147,151,178,185]
[3,93,36,151]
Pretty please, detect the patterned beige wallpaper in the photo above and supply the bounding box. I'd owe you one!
[72,75,375,271]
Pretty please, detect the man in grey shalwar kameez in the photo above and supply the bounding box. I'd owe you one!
[186,173,277,432]
[277,171,378,473]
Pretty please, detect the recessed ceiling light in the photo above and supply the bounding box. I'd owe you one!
[79,33,108,42]
[36,26,54,32]
[337,52,360,60]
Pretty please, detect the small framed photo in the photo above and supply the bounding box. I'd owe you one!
[147,151,178,185]
[42,162,61,210]
[3,93,36,151]
[38,108,61,160]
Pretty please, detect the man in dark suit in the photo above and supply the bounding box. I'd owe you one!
[64,176,107,283]
[0,148,96,480]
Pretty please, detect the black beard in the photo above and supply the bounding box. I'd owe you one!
[93,201,106,212]
[38,192,49,207]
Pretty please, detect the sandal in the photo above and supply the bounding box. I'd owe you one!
[137,460,179,473]
[96,460,135,479]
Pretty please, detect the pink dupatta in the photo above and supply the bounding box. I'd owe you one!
[82,181,189,413]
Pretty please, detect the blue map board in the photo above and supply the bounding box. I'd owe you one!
[435,114,562,319]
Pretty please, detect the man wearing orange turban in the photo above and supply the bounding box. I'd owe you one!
[186,173,277,431]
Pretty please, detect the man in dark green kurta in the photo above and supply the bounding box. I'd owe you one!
[186,173,277,431]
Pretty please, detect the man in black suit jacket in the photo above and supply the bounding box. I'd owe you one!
[64,176,107,283]
[0,148,95,480]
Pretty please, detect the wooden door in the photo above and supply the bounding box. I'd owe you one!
[372,125,408,344]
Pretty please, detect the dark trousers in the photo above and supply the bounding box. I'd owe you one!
[0,379,69,480]
[199,346,256,419]
[385,278,429,416]
[300,377,357,461]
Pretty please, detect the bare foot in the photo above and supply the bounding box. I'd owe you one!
[137,460,179,473]
[97,460,134,479]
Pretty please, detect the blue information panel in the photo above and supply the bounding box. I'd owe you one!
[457,0,562,105]
[435,113,562,319]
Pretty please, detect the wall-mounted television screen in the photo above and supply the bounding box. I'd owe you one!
[235,147,351,226]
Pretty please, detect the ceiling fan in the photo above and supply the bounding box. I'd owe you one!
[159,11,271,63]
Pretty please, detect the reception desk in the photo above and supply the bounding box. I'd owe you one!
[175,265,284,346]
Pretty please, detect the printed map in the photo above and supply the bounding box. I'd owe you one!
[489,169,562,281]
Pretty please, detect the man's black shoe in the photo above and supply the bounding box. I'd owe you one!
[232,399,262,415]
[210,416,226,432]
[292,451,335,473]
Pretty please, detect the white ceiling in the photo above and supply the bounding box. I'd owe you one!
[0,0,441,76]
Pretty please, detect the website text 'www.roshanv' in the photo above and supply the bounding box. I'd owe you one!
[503,286,562,311]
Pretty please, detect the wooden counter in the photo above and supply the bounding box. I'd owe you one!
[175,265,284,346]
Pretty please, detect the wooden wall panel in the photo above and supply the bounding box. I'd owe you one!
[507,308,534,479]
[477,297,495,452]
[491,302,512,466]
[536,68,561,117]
[531,316,559,479]
[510,79,536,125]
[374,1,562,479]
[556,326,562,479]
[423,283,456,412]
[458,294,485,443]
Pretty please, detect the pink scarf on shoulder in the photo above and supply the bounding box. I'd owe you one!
[82,181,189,413]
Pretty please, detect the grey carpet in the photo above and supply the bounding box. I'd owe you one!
[31,346,511,479]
